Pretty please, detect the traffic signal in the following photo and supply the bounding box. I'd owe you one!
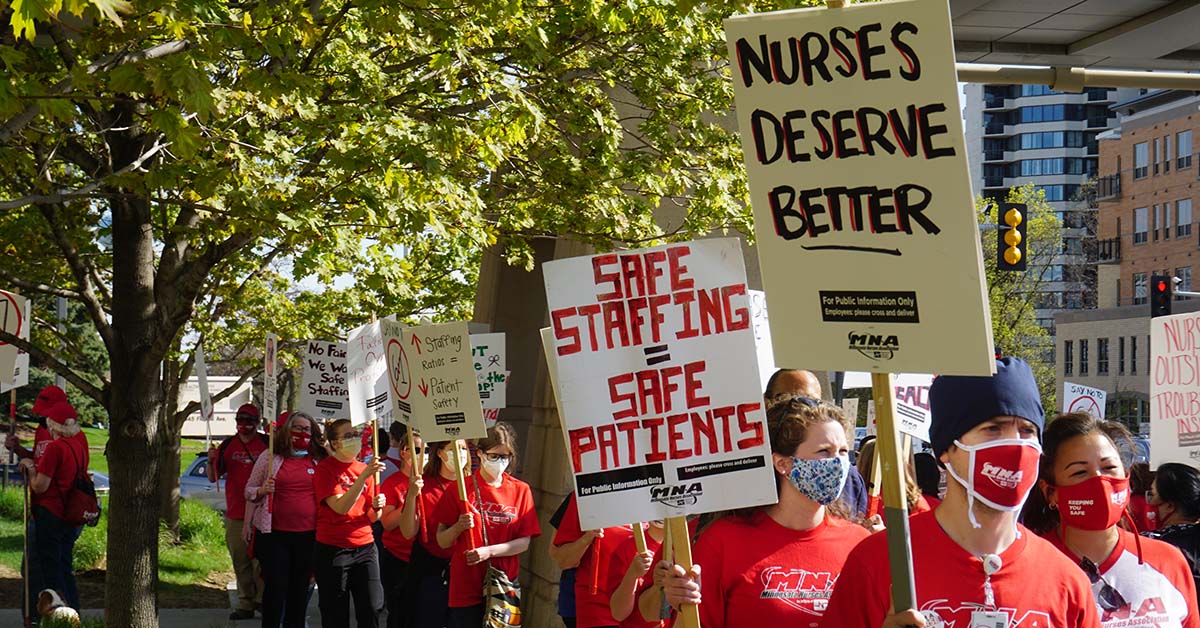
[996,202,1027,272]
[1151,274,1173,318]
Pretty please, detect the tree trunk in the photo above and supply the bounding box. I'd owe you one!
[159,356,184,539]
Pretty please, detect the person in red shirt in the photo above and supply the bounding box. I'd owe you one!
[1023,412,1200,627]
[378,423,424,628]
[1128,462,1155,532]
[243,411,326,628]
[660,398,870,627]
[314,418,387,628]
[20,402,88,617]
[434,422,541,628]
[207,402,268,620]
[552,493,634,628]
[405,438,471,628]
[819,357,1100,628]
[9,384,64,621]
[609,520,665,628]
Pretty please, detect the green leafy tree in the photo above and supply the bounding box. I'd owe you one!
[0,1,759,623]
[977,183,1064,411]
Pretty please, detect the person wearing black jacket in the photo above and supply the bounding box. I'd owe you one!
[1146,462,1200,605]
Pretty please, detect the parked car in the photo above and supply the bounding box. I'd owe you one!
[180,453,225,513]
[0,464,108,495]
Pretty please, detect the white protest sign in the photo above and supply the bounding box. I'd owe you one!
[0,291,29,392]
[0,290,28,387]
[195,345,214,446]
[748,290,777,392]
[543,238,778,530]
[1150,312,1200,466]
[301,340,350,418]
[867,400,877,437]
[725,0,994,376]
[347,321,392,426]
[1063,382,1106,419]
[841,398,859,422]
[263,333,279,424]
[404,321,487,441]
[471,333,507,410]
[382,319,411,427]
[844,372,934,442]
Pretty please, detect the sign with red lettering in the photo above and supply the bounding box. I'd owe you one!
[396,321,487,442]
[348,321,393,426]
[1063,382,1106,420]
[724,0,994,376]
[1150,312,1200,466]
[844,371,934,442]
[543,238,778,529]
[0,289,29,389]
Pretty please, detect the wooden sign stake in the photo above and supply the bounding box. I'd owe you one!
[871,372,917,615]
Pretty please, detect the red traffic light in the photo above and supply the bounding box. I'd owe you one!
[1158,281,1168,292]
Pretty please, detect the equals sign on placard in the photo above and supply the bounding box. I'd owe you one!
[644,345,670,366]
[450,357,458,363]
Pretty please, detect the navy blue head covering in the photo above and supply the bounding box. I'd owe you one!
[928,357,1045,458]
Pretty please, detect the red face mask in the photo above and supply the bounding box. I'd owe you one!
[236,422,257,436]
[945,439,1042,527]
[291,430,312,451]
[1056,475,1130,531]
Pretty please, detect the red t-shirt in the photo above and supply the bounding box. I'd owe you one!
[34,433,88,519]
[820,511,1101,628]
[271,455,317,533]
[867,493,932,519]
[218,434,267,519]
[552,495,634,627]
[314,456,376,548]
[432,472,541,607]
[681,511,869,627]
[607,526,664,628]
[1046,527,1200,627]
[380,471,415,562]
[418,473,456,560]
[1130,493,1155,533]
[33,426,52,461]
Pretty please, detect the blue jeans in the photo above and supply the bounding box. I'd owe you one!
[33,506,80,610]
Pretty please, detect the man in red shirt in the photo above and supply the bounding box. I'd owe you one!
[820,357,1101,628]
[20,402,88,618]
[208,403,268,620]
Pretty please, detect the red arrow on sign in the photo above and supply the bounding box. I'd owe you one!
[418,378,429,397]
[410,334,423,354]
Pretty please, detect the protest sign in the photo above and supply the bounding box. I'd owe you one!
[471,333,507,410]
[0,290,28,387]
[846,372,933,442]
[0,290,29,392]
[748,290,777,392]
[264,333,279,423]
[841,398,859,423]
[543,238,777,530]
[301,340,350,418]
[724,0,994,376]
[1151,312,1200,466]
[348,321,393,426]
[195,345,214,447]
[1063,382,1106,419]
[401,321,487,442]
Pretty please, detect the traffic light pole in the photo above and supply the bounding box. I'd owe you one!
[1175,291,1200,298]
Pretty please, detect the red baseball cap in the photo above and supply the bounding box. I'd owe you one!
[32,386,67,416]
[275,411,290,429]
[45,402,79,435]
[235,404,260,421]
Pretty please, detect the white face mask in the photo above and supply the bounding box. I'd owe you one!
[481,457,510,477]
[337,437,363,459]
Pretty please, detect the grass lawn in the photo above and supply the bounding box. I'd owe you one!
[76,427,208,476]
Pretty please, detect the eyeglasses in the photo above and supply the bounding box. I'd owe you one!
[343,431,363,440]
[483,453,513,463]
[1080,557,1127,611]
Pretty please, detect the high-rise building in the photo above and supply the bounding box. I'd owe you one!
[962,84,1140,337]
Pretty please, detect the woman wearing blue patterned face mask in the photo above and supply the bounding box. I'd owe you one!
[658,399,870,627]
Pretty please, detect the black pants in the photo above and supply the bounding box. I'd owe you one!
[381,549,409,628]
[406,543,450,628]
[33,506,80,610]
[447,604,483,628]
[257,529,316,628]
[313,541,384,628]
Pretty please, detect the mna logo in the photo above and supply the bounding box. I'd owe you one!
[848,332,899,361]
[649,482,703,507]
[444,427,461,436]
[981,462,1022,489]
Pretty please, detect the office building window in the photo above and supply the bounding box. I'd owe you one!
[1179,199,1193,237]
[1097,338,1109,375]
[1180,130,1193,168]
[1064,341,1074,376]
[1131,336,1138,375]
[1135,142,1149,179]
[1135,207,1149,244]
[1119,337,1125,376]
[1178,267,1193,299]
[1166,135,1172,172]
[1164,202,1172,239]
[1154,204,1161,241]
[1134,272,1148,305]
[1080,340,1089,376]
[1155,139,1161,175]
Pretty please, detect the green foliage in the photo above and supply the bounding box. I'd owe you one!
[175,498,223,547]
[977,183,1063,411]
[0,482,22,519]
[74,497,107,570]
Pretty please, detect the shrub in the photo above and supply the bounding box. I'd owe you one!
[176,498,224,547]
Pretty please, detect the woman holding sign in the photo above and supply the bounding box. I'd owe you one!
[244,412,325,628]
[313,419,387,628]
[660,399,869,625]
[1024,413,1199,626]
[434,423,541,628]
[406,439,471,628]
[377,424,424,628]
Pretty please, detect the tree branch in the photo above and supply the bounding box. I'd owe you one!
[172,366,256,428]
[36,204,115,353]
[0,328,105,404]
[0,268,83,300]
[0,138,167,211]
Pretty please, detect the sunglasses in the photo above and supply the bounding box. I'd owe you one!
[1080,557,1127,612]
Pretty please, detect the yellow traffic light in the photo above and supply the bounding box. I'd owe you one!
[1004,247,1022,265]
[1004,208,1023,227]
[1004,228,1022,247]
[997,203,1028,272]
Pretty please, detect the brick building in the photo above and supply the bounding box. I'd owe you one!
[1055,90,1200,428]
